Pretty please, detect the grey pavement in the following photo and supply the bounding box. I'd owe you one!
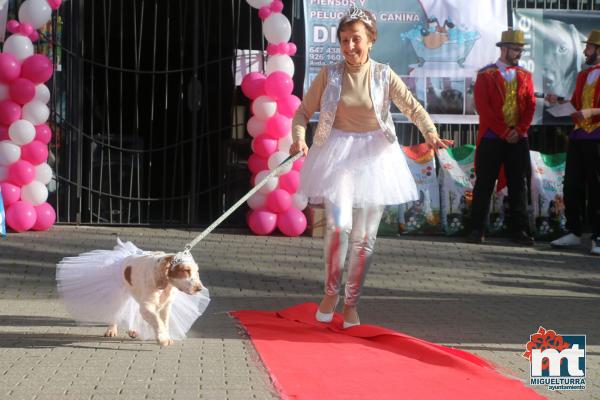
[1,226,599,400]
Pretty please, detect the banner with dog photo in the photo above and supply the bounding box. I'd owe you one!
[513,9,600,125]
[303,0,507,124]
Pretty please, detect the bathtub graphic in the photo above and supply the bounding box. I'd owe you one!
[401,18,481,67]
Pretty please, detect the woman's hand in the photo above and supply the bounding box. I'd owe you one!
[424,131,453,151]
[290,139,309,156]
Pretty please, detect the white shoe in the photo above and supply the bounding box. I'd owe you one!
[550,233,581,248]
[316,309,335,323]
[343,320,360,329]
[315,297,339,323]
[591,238,600,256]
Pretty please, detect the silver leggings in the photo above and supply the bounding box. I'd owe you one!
[323,200,384,306]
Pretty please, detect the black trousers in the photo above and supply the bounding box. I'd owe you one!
[563,139,600,238]
[470,137,531,234]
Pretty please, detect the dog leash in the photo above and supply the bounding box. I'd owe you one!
[181,151,304,254]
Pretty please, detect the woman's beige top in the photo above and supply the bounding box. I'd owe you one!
[292,59,437,142]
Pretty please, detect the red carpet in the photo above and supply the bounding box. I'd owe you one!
[231,303,546,400]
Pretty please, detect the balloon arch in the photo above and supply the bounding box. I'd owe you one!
[241,0,308,237]
[0,0,61,233]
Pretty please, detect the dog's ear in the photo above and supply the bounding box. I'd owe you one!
[155,255,174,289]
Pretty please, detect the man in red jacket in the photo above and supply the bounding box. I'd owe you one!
[549,30,600,255]
[467,29,536,245]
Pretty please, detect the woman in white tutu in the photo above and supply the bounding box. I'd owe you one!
[290,6,452,328]
[56,239,210,343]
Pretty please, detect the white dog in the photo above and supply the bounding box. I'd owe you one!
[57,239,210,346]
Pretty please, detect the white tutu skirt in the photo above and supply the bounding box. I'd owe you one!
[56,239,210,341]
[300,128,418,207]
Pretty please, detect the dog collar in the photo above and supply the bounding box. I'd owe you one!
[170,250,195,269]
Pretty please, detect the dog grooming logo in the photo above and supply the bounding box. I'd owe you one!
[523,326,586,391]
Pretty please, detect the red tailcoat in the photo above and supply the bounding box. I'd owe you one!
[473,64,536,192]
[474,65,536,142]
[571,64,600,125]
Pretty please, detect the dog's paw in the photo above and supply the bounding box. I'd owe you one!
[157,336,174,347]
[127,330,138,339]
[103,326,118,337]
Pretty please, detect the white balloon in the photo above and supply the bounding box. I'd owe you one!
[292,192,308,210]
[0,140,21,165]
[277,135,293,152]
[246,0,272,9]
[0,84,9,101]
[35,163,52,185]
[0,165,7,181]
[3,34,34,61]
[247,191,266,210]
[20,180,48,206]
[8,120,36,145]
[252,96,277,119]
[18,0,53,29]
[268,151,292,174]
[255,169,279,194]
[266,54,295,76]
[247,116,266,138]
[34,84,51,104]
[22,100,50,125]
[263,13,292,44]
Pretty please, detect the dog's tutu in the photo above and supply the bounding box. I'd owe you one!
[300,128,419,208]
[56,239,210,340]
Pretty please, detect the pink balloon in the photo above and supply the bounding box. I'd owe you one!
[0,125,8,141]
[20,140,48,165]
[9,78,36,104]
[0,182,21,206]
[241,72,266,100]
[258,6,271,20]
[277,42,289,54]
[288,43,297,56]
[265,113,291,139]
[248,153,268,174]
[0,53,21,83]
[21,55,53,84]
[251,135,278,158]
[248,209,277,235]
[32,202,56,231]
[278,170,300,193]
[8,159,35,186]
[0,100,22,126]
[48,0,62,10]
[267,43,277,56]
[277,94,301,118]
[266,188,292,213]
[264,71,293,100]
[6,200,37,232]
[6,20,19,33]
[277,207,307,237]
[19,24,34,37]
[293,156,305,171]
[35,123,52,144]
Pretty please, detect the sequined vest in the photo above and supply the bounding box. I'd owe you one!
[502,78,519,127]
[578,81,600,133]
[313,60,397,146]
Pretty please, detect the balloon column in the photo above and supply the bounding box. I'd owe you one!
[242,0,308,237]
[0,0,61,232]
